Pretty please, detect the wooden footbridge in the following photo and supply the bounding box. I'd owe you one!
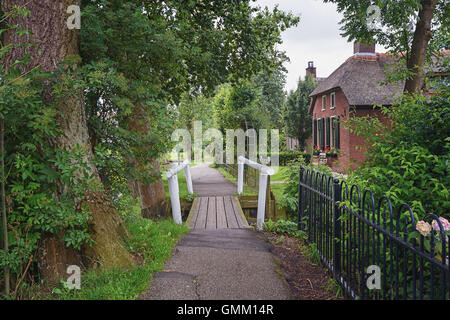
[186,196,249,230]
[166,157,274,230]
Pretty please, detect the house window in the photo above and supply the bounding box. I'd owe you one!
[326,117,331,148]
[330,92,336,109]
[331,117,340,150]
[318,118,325,149]
[313,119,317,147]
[321,95,326,111]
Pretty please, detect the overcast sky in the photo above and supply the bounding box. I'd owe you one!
[254,0,384,92]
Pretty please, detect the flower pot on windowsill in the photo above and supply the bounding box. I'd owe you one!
[326,153,338,158]
[313,152,320,157]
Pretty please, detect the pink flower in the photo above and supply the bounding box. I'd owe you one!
[432,217,450,232]
[416,221,432,237]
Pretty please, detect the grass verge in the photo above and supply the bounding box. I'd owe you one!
[38,217,189,300]
[270,166,289,181]
[161,164,198,201]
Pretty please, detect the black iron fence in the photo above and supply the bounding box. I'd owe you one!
[298,166,450,300]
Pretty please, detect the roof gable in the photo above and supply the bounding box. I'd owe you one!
[309,54,403,113]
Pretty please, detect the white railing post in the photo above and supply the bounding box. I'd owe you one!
[185,164,193,195]
[237,158,244,195]
[237,156,274,231]
[168,174,182,224]
[257,172,269,231]
[166,160,193,225]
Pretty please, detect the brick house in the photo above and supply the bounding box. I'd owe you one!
[308,43,449,173]
[309,42,403,172]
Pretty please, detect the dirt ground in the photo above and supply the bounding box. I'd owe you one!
[264,232,344,300]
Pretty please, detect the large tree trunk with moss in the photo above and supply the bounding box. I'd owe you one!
[404,0,438,93]
[128,162,167,220]
[127,104,167,220]
[1,0,134,282]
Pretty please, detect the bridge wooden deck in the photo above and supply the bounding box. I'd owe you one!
[187,196,249,230]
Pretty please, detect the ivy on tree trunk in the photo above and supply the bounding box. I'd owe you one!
[1,0,134,282]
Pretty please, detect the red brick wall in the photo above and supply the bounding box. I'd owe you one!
[311,89,350,172]
[348,108,390,170]
[311,89,389,173]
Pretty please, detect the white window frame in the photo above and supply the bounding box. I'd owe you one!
[315,118,321,149]
[330,92,336,109]
[321,95,326,111]
[316,117,324,149]
[330,116,339,150]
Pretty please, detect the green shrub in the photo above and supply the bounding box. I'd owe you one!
[47,218,189,300]
[345,83,450,219]
[274,155,321,215]
[263,218,306,240]
[268,151,311,166]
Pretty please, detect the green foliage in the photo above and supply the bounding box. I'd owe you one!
[81,0,298,104]
[345,83,450,219]
[79,0,298,197]
[323,278,343,298]
[161,169,194,201]
[270,166,289,182]
[1,0,300,299]
[0,8,97,291]
[213,67,288,132]
[213,81,270,131]
[283,76,317,150]
[263,218,306,241]
[270,151,312,166]
[272,154,315,215]
[251,68,287,128]
[175,93,216,133]
[302,243,321,266]
[324,0,449,74]
[47,218,189,300]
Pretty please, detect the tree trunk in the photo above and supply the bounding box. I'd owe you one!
[404,0,438,93]
[1,0,134,283]
[128,162,168,220]
[127,104,167,220]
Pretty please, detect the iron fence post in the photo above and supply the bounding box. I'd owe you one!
[333,178,341,277]
[298,166,304,230]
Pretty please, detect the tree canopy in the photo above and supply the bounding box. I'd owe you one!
[324,0,449,92]
[283,76,317,151]
[0,0,299,294]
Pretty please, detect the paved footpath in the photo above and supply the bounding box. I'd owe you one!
[139,163,292,300]
[190,163,237,196]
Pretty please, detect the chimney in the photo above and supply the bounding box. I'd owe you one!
[306,61,316,79]
[354,41,376,55]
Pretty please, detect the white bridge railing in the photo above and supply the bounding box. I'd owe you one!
[237,156,274,230]
[166,160,193,224]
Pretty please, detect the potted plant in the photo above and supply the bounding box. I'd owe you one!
[313,145,321,156]
[325,145,338,158]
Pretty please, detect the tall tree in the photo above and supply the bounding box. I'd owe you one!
[252,68,287,128]
[404,0,438,92]
[283,76,317,151]
[1,0,134,282]
[80,0,299,217]
[325,0,448,92]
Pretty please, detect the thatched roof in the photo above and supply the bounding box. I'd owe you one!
[309,53,403,112]
[309,50,449,114]
[429,49,450,73]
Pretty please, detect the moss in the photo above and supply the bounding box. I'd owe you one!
[82,192,135,270]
